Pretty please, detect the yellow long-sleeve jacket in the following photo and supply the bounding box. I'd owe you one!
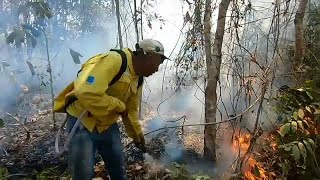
[53,48,142,142]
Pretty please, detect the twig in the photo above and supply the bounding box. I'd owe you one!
[125,94,262,148]
[3,173,31,179]
[54,118,68,154]
[181,116,186,135]
[0,147,8,156]
[43,31,56,128]
[146,120,237,137]
[236,82,268,173]
[5,112,31,141]
[147,93,261,136]
[313,140,320,175]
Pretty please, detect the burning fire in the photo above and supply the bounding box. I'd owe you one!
[232,132,268,180]
[245,157,268,180]
[232,133,251,154]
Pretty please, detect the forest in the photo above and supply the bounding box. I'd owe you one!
[0,0,320,179]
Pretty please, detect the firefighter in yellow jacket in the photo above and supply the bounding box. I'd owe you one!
[53,39,167,180]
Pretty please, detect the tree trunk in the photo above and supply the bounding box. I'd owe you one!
[133,0,143,119]
[293,0,308,70]
[140,0,143,40]
[51,0,59,48]
[204,0,231,161]
[81,1,88,33]
[43,32,56,127]
[133,0,139,42]
[115,0,123,48]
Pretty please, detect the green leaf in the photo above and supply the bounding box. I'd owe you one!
[307,138,315,148]
[303,139,314,155]
[292,145,300,162]
[6,29,25,45]
[70,48,83,64]
[291,121,298,131]
[253,164,260,177]
[293,111,298,120]
[0,118,3,127]
[279,160,290,176]
[279,144,292,151]
[298,142,307,161]
[306,106,312,113]
[306,91,314,100]
[279,123,291,137]
[305,80,314,87]
[298,109,305,119]
[312,102,320,106]
[284,145,292,151]
[172,162,181,168]
[297,120,305,130]
[297,88,305,92]
[0,167,8,177]
[26,60,35,76]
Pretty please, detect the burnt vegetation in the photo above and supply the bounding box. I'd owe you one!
[1,0,320,179]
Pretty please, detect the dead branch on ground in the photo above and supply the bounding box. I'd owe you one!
[5,112,31,141]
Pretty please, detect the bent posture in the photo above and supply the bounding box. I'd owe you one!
[54,39,167,180]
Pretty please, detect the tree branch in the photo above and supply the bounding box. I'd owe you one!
[5,112,31,141]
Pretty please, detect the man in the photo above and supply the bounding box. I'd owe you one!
[53,39,167,180]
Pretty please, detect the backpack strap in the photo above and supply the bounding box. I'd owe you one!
[138,76,144,88]
[109,49,127,86]
[77,50,127,85]
[76,49,141,88]
[111,49,144,89]
[69,49,142,114]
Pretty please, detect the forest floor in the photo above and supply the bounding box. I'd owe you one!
[0,91,221,180]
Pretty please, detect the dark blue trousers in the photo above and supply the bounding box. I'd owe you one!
[66,114,127,180]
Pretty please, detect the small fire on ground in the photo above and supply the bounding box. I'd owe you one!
[232,132,268,180]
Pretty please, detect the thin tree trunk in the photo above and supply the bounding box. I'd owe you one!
[52,0,59,48]
[133,0,143,119]
[44,32,56,127]
[204,0,231,161]
[111,0,115,15]
[133,0,139,42]
[115,0,123,48]
[62,0,67,41]
[81,1,88,33]
[293,0,308,70]
[140,0,143,40]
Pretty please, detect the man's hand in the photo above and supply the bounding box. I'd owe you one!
[120,111,145,152]
[134,134,146,153]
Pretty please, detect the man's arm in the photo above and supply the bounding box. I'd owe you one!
[122,84,143,141]
[73,54,126,118]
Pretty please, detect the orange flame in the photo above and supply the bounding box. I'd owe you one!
[245,157,268,180]
[232,133,268,180]
[232,133,251,154]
